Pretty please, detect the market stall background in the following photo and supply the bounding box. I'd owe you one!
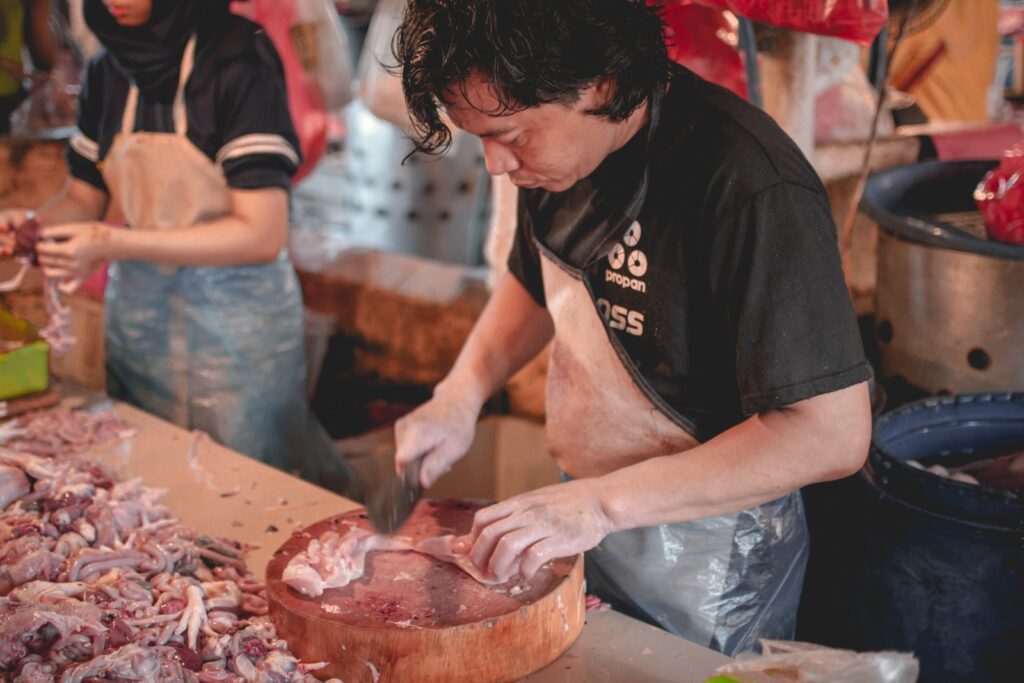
[1,0,1022,681]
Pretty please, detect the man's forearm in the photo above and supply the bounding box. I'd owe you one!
[436,271,554,408]
[595,382,872,532]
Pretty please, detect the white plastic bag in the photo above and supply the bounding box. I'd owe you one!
[356,0,414,133]
[713,640,920,683]
[291,0,354,111]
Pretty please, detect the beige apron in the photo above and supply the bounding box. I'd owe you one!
[99,36,315,474]
[539,240,808,656]
[102,37,231,232]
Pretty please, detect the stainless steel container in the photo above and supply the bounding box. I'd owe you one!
[293,100,490,265]
[862,160,1024,395]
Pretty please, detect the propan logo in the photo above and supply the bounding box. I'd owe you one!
[606,220,648,292]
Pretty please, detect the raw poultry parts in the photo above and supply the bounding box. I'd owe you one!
[0,405,335,682]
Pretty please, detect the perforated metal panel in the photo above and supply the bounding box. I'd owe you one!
[293,100,490,265]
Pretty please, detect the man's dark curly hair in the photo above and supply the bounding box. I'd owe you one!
[392,0,671,154]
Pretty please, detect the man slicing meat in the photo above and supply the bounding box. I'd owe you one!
[392,0,872,655]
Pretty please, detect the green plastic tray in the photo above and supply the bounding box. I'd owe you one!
[0,310,49,400]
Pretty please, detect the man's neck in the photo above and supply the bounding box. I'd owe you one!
[608,99,651,155]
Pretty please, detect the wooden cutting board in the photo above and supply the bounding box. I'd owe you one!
[266,500,585,682]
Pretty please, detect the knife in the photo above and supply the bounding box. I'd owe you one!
[365,455,422,534]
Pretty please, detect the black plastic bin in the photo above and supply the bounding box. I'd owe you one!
[799,394,1024,682]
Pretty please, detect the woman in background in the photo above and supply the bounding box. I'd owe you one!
[0,0,341,483]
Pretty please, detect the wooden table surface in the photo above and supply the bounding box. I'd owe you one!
[82,399,729,682]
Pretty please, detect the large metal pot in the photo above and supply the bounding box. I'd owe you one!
[862,160,1024,395]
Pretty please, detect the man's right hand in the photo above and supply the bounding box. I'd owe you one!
[394,387,482,489]
[392,272,555,490]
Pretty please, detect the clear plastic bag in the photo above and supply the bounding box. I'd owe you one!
[712,640,920,683]
[582,490,809,656]
[9,72,78,136]
[232,0,354,181]
[691,0,888,45]
[290,0,354,111]
[357,0,416,134]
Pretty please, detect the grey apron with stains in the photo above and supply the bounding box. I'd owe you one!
[535,86,808,656]
[99,36,335,479]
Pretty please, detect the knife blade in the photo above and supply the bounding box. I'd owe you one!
[366,456,422,534]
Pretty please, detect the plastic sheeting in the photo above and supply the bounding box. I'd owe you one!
[105,256,350,492]
[570,473,809,657]
[716,640,920,682]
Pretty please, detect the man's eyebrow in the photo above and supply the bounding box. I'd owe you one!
[477,126,517,139]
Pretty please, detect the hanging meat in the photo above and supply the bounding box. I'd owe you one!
[0,215,77,355]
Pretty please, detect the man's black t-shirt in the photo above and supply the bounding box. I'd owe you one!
[508,66,871,441]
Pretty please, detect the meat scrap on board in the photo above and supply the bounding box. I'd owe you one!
[282,525,515,599]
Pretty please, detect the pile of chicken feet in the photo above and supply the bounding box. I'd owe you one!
[0,406,331,682]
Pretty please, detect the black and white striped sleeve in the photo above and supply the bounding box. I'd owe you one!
[214,36,302,191]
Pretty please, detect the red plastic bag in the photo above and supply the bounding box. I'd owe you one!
[230,0,330,183]
[975,145,1024,245]
[656,1,748,99]
[692,0,888,45]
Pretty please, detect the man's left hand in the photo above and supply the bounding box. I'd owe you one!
[469,479,613,582]
[37,223,114,282]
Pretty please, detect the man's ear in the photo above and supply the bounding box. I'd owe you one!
[591,78,617,108]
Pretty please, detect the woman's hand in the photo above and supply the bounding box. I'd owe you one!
[36,222,116,282]
[0,209,33,257]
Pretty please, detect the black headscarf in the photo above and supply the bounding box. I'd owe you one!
[84,0,231,98]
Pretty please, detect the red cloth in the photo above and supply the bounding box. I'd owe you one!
[76,267,108,301]
[658,2,748,99]
[930,123,1024,162]
[230,0,328,184]
[690,0,887,45]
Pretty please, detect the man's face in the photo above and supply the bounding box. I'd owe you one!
[444,73,625,193]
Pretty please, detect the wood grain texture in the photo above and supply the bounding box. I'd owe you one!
[267,500,585,682]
